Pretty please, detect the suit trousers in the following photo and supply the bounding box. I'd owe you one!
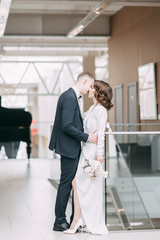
[54,152,80,224]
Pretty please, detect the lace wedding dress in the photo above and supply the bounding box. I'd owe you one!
[75,104,109,235]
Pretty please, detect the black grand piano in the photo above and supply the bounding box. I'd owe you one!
[0,96,32,159]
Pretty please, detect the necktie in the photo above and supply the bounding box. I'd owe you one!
[78,95,82,100]
[78,95,82,112]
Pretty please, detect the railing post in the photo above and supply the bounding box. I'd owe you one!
[104,133,107,225]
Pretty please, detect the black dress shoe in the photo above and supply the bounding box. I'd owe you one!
[53,222,70,232]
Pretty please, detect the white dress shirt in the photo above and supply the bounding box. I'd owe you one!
[72,86,83,111]
[72,86,80,99]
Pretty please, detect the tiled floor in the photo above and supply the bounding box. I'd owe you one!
[0,158,160,240]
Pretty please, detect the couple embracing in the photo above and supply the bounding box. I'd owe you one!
[49,72,113,235]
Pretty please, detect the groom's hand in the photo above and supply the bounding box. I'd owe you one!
[88,130,98,144]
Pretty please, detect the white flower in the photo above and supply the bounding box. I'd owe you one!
[89,172,93,177]
[90,159,100,170]
[84,166,91,173]
[82,158,108,180]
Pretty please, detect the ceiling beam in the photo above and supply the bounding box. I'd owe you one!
[10,0,160,16]
[2,49,107,57]
[0,36,109,47]
[0,35,109,56]
[5,13,110,36]
[117,0,160,7]
[10,1,101,14]
[0,0,12,37]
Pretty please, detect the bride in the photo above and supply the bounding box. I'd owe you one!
[64,80,113,235]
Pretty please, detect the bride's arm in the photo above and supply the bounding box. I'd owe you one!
[96,106,108,162]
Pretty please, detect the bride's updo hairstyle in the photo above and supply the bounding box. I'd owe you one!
[94,80,113,110]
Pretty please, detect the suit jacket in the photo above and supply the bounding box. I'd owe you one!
[49,88,89,158]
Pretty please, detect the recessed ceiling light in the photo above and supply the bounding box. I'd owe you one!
[68,34,73,38]
[95,7,104,15]
[79,25,84,30]
[95,10,100,15]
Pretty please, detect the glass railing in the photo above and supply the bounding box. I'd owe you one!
[104,124,160,230]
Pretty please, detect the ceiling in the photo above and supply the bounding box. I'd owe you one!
[0,0,160,56]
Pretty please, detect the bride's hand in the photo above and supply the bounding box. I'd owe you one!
[96,155,104,164]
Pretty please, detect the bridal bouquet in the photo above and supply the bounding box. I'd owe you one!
[82,158,108,180]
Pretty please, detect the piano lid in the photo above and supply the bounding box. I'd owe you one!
[0,96,32,127]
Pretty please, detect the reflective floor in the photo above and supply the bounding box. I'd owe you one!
[0,158,160,240]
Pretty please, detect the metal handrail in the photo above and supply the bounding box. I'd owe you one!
[105,131,160,135]
[109,123,160,126]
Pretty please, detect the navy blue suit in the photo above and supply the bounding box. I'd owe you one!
[49,88,88,224]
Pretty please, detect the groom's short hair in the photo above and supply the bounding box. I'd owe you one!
[77,71,95,82]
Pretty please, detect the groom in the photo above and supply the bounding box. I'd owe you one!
[49,72,97,231]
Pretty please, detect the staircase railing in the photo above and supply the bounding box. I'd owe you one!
[104,124,160,230]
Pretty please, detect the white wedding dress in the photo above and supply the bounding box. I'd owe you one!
[75,104,109,235]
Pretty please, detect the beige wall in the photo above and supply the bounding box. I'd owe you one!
[83,54,95,112]
[108,7,160,127]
